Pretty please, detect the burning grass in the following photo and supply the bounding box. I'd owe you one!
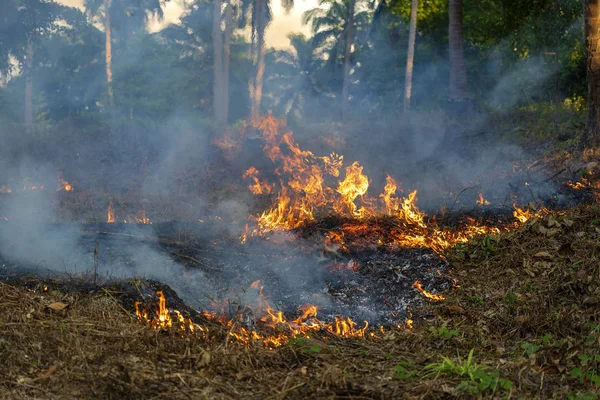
[2,204,600,398]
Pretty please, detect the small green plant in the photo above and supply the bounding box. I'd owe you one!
[481,235,494,253]
[423,349,512,394]
[468,295,484,305]
[521,343,540,355]
[504,291,520,307]
[568,391,598,400]
[431,327,460,340]
[393,361,417,379]
[288,337,321,353]
[571,353,600,386]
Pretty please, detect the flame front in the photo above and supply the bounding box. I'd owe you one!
[241,116,512,254]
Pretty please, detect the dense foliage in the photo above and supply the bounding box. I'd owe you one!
[0,0,586,152]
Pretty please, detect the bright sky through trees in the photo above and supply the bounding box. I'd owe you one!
[57,0,316,48]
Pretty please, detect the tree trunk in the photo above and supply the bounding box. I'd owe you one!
[222,0,233,122]
[250,0,267,122]
[448,0,467,102]
[341,0,355,120]
[24,40,33,132]
[104,0,114,107]
[403,0,418,112]
[586,0,600,140]
[213,0,224,123]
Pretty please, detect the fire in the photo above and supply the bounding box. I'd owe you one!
[0,186,12,193]
[412,280,445,301]
[107,199,115,223]
[135,291,197,333]
[131,210,152,224]
[335,161,371,218]
[243,166,272,194]
[136,285,373,347]
[476,193,490,206]
[57,173,73,192]
[512,203,549,224]
[239,116,546,256]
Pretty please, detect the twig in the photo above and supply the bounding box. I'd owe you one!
[93,240,99,287]
[448,184,480,214]
[544,168,566,182]
[101,288,134,321]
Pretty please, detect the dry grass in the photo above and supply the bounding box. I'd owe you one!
[2,204,600,399]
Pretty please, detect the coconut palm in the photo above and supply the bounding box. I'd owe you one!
[244,0,294,122]
[263,33,319,120]
[302,0,370,119]
[0,0,71,130]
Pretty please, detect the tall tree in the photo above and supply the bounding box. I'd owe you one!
[24,40,33,129]
[213,0,234,124]
[104,0,114,106]
[222,0,233,121]
[213,0,224,122]
[247,0,294,122]
[586,0,600,140]
[85,0,167,108]
[0,0,70,131]
[403,0,418,111]
[448,0,467,102]
[340,0,355,119]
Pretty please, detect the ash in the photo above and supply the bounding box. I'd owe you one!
[0,220,452,327]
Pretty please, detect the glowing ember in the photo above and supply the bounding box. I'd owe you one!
[57,173,73,192]
[476,193,490,206]
[107,199,115,223]
[412,280,445,301]
[0,186,12,193]
[567,180,587,190]
[131,210,152,224]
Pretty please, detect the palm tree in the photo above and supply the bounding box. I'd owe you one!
[85,0,166,107]
[302,0,369,120]
[403,0,418,112]
[0,0,69,131]
[213,0,236,124]
[586,0,600,140]
[263,33,318,119]
[246,0,294,122]
[448,0,467,102]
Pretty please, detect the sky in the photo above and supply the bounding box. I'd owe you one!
[58,0,316,49]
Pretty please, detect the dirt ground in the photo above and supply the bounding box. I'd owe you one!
[1,202,600,399]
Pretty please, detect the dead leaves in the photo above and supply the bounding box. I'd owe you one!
[46,302,69,312]
[38,365,57,379]
[46,302,69,317]
[533,251,553,259]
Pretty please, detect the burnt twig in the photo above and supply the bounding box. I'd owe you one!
[448,184,480,214]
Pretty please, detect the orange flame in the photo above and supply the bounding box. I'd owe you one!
[107,199,115,223]
[412,280,445,301]
[131,210,152,224]
[476,193,490,206]
[243,166,273,195]
[57,173,73,192]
